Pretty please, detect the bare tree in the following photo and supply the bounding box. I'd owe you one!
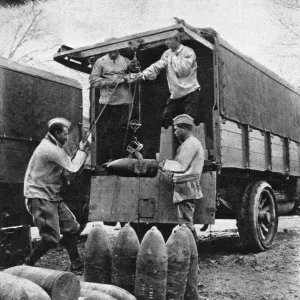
[265,0,300,86]
[0,0,43,8]
[0,3,60,65]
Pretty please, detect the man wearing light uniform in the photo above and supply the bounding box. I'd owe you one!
[89,50,132,164]
[159,114,204,242]
[141,33,201,128]
[24,117,90,271]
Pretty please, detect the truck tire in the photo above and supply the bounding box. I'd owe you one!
[236,181,278,252]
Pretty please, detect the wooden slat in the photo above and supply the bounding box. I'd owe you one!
[272,143,284,158]
[139,177,159,222]
[89,176,139,222]
[249,135,265,155]
[158,172,178,223]
[57,30,180,59]
[159,127,173,160]
[272,157,284,173]
[222,120,242,134]
[194,171,216,224]
[221,130,243,149]
[183,26,214,50]
[250,152,267,171]
[54,24,181,58]
[271,135,284,173]
[221,146,244,168]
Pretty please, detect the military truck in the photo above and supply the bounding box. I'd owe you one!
[54,21,300,252]
[0,57,86,266]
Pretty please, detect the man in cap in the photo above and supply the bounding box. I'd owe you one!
[140,33,201,128]
[24,117,90,271]
[89,50,132,164]
[159,114,204,242]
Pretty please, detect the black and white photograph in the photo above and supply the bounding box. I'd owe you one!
[0,0,300,299]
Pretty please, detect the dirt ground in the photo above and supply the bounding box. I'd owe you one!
[34,217,300,300]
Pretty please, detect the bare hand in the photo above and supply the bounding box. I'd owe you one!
[89,78,102,88]
[79,140,88,151]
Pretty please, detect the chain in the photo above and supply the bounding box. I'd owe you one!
[209,224,212,240]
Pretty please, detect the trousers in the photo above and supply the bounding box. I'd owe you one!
[97,104,130,164]
[26,198,79,245]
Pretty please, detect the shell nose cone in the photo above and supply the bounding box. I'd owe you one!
[139,226,167,258]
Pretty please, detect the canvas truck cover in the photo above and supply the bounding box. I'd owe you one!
[0,57,82,140]
[217,37,300,142]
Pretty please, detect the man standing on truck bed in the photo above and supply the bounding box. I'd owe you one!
[140,33,201,128]
[24,117,90,271]
[89,50,132,164]
[159,114,204,242]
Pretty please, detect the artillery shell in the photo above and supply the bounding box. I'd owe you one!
[104,158,158,177]
[3,265,80,300]
[179,224,200,300]
[135,226,168,300]
[166,227,191,300]
[0,271,51,300]
[81,282,137,300]
[112,223,140,294]
[84,225,113,283]
[81,288,117,300]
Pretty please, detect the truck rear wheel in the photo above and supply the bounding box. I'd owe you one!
[236,181,278,252]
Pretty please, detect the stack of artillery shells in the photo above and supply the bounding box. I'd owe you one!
[3,265,81,300]
[84,225,113,283]
[179,224,200,300]
[135,226,168,300]
[0,272,51,300]
[112,223,140,294]
[166,226,191,300]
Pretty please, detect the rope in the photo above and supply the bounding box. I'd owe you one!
[84,77,124,142]
[122,79,139,149]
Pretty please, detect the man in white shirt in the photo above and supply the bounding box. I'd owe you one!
[159,114,204,242]
[24,117,90,271]
[89,50,132,164]
[141,34,201,128]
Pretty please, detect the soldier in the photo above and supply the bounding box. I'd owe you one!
[89,50,132,164]
[141,33,201,128]
[158,114,204,242]
[24,117,90,271]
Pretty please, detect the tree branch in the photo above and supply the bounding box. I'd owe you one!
[278,18,300,38]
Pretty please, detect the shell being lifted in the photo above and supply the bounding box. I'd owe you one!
[135,226,168,300]
[104,158,158,177]
[84,225,113,284]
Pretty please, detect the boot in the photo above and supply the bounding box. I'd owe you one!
[61,233,83,272]
[24,239,54,266]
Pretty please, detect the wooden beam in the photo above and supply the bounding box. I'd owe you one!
[182,26,214,50]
